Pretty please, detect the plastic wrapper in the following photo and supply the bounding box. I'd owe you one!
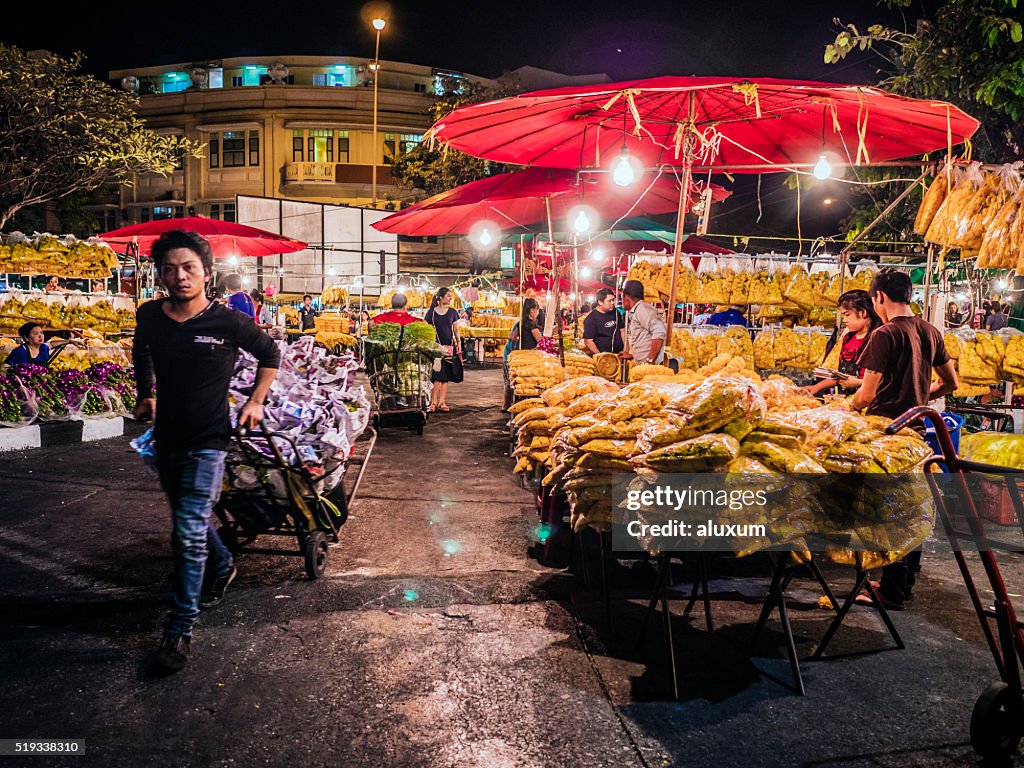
[740,439,827,473]
[629,363,675,383]
[781,265,816,310]
[671,328,699,369]
[926,164,981,246]
[632,433,740,472]
[753,330,775,370]
[542,375,617,406]
[508,397,545,415]
[760,376,820,412]
[960,433,1024,469]
[227,336,369,492]
[914,169,949,235]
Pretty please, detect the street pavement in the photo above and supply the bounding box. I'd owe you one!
[0,367,1020,767]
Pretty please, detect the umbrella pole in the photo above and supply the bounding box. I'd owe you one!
[545,195,565,366]
[666,95,697,352]
[665,157,693,352]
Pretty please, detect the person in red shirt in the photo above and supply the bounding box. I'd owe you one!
[804,290,882,396]
[369,293,418,328]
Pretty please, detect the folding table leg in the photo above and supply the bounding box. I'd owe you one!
[661,567,680,700]
[775,584,806,696]
[635,553,672,649]
[752,556,785,647]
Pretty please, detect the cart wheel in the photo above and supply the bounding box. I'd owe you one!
[971,682,1024,760]
[304,530,329,579]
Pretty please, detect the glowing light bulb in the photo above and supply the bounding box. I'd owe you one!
[327,267,336,276]
[813,153,832,181]
[372,17,386,31]
[587,294,595,303]
[591,248,604,261]
[613,149,637,187]
[823,197,833,206]
[228,255,239,267]
[479,228,493,247]
[581,267,593,278]
[997,280,1008,290]
[242,276,249,286]
[572,209,591,234]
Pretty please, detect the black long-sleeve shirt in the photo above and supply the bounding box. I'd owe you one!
[134,299,281,452]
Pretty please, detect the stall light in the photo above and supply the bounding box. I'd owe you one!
[612,146,640,187]
[581,267,593,278]
[591,248,604,261]
[468,219,500,251]
[997,280,1009,290]
[586,294,595,303]
[353,279,363,289]
[823,197,833,206]
[242,276,250,286]
[327,267,337,276]
[813,153,832,180]
[372,17,387,30]
[570,292,577,300]
[228,254,239,267]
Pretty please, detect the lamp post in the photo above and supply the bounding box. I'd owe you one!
[370,17,386,208]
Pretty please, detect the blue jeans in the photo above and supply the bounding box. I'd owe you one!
[157,449,232,638]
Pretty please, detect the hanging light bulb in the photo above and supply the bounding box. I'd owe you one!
[813,152,832,180]
[228,254,239,267]
[997,279,1008,290]
[581,267,593,278]
[591,248,604,261]
[572,209,591,234]
[612,146,638,187]
[327,266,336,276]
[469,219,500,250]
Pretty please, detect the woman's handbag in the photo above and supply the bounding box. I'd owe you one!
[449,348,465,383]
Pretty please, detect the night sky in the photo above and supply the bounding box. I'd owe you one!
[3,0,935,243]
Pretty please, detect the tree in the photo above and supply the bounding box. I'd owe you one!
[825,0,1024,163]
[0,45,201,230]
[820,1,1024,241]
[390,74,521,201]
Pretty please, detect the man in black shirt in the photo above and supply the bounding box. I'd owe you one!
[134,230,280,673]
[582,288,624,354]
[298,294,318,331]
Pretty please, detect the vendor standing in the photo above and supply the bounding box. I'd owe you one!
[583,288,624,354]
[849,268,958,610]
[620,280,666,365]
[298,294,318,331]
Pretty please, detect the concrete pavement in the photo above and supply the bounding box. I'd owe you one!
[0,367,1018,767]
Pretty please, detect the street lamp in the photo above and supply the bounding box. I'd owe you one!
[370,16,386,208]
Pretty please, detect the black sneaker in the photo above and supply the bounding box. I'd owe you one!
[199,566,237,609]
[152,634,190,672]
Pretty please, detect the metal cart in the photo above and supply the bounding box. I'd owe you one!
[365,330,432,435]
[214,421,376,579]
[888,405,1024,760]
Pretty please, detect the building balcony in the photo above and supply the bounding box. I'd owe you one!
[283,162,397,186]
[284,162,337,183]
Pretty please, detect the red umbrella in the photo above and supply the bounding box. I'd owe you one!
[99,217,307,259]
[428,76,979,338]
[372,167,729,236]
[513,275,607,294]
[427,76,979,173]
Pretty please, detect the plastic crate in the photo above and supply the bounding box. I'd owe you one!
[978,477,1024,527]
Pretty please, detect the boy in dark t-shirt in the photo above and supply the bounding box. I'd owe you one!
[583,288,624,354]
[849,268,958,610]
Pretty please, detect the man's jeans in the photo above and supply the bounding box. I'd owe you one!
[157,449,232,638]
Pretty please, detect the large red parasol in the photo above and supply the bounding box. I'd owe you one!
[99,217,307,259]
[372,166,729,236]
[428,76,979,338]
[427,76,979,173]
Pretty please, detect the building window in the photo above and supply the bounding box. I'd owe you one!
[383,133,396,165]
[210,203,236,222]
[209,135,219,168]
[399,133,422,155]
[427,235,438,244]
[292,130,304,162]
[161,73,189,93]
[312,74,327,86]
[414,82,427,93]
[249,130,260,166]
[142,205,182,223]
[337,131,350,163]
[222,131,246,167]
[208,68,223,89]
[231,75,243,87]
[308,129,333,163]
[173,144,185,171]
[241,67,266,87]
